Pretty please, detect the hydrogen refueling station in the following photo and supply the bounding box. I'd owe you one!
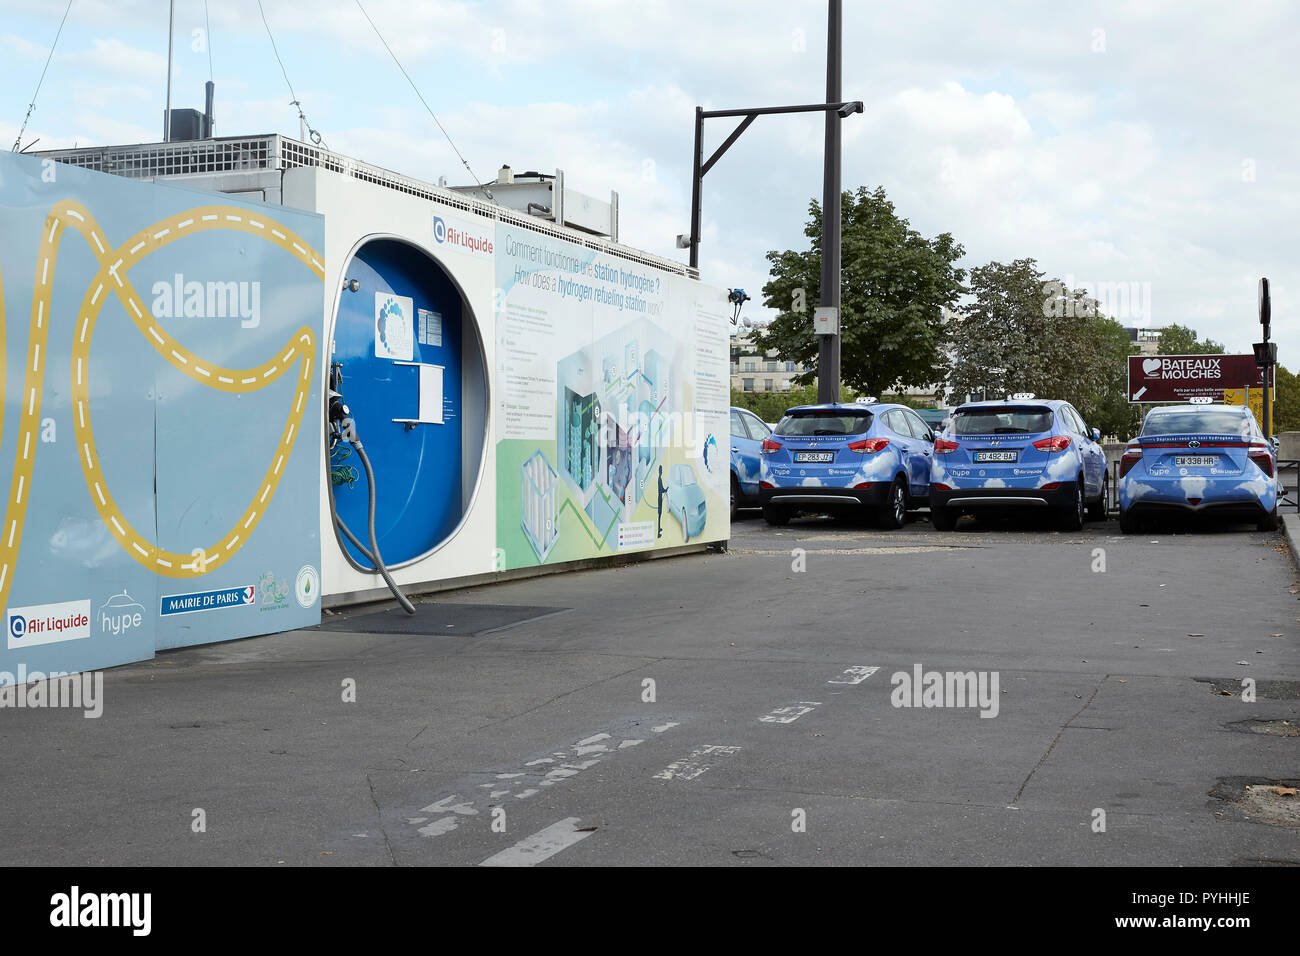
[1,93,732,682]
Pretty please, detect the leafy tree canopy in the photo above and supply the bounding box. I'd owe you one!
[754,186,966,396]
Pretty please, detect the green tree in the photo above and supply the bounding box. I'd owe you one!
[947,259,1140,439]
[729,383,859,422]
[1157,324,1226,355]
[1075,317,1143,440]
[755,186,966,395]
[1272,364,1300,433]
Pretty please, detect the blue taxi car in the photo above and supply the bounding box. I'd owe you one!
[1117,401,1279,533]
[758,400,935,528]
[730,406,772,518]
[929,395,1108,530]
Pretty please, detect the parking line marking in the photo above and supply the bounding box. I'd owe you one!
[759,702,822,724]
[653,744,741,781]
[828,665,879,685]
[478,817,594,867]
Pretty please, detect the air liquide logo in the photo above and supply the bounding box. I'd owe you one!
[7,599,91,650]
[151,273,261,328]
[432,212,494,258]
[1142,356,1222,380]
[99,590,145,637]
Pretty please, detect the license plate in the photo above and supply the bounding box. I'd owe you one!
[793,451,834,463]
[1174,455,1217,467]
[973,450,1017,463]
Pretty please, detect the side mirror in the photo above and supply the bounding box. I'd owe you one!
[1090,427,1101,442]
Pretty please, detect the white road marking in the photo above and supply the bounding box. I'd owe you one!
[413,719,673,840]
[759,702,822,724]
[478,817,594,868]
[827,665,879,685]
[653,744,741,781]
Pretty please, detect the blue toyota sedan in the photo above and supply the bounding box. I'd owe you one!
[758,400,935,528]
[928,395,1109,530]
[1117,401,1279,533]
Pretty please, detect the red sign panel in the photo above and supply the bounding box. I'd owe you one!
[1127,354,1268,402]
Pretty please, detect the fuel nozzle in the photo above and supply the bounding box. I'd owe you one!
[327,362,354,443]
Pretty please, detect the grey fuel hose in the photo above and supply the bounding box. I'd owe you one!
[335,427,415,615]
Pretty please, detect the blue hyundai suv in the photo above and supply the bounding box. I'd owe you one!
[929,396,1108,530]
[1117,400,1280,533]
[730,406,772,518]
[758,400,935,528]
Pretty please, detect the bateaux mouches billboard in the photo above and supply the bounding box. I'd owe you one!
[493,223,731,570]
[0,151,323,682]
[1128,354,1270,403]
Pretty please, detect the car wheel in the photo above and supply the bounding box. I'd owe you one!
[1060,479,1085,531]
[1086,472,1109,522]
[1258,504,1279,532]
[878,476,906,530]
[930,505,956,531]
[729,475,739,521]
[763,504,790,526]
[1118,507,1139,534]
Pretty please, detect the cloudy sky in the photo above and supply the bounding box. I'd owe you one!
[2,0,1296,357]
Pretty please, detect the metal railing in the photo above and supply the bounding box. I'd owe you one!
[34,133,697,279]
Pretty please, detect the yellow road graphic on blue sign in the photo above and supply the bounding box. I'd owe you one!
[0,201,324,611]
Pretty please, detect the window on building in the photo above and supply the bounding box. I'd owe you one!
[766,361,778,372]
[785,361,796,372]
[764,379,774,392]
[744,361,757,372]
[742,378,754,391]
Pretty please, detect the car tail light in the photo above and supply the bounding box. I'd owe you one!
[847,438,890,453]
[761,439,783,455]
[1119,444,1142,477]
[1248,445,1275,477]
[760,480,775,489]
[1040,482,1061,490]
[933,483,952,491]
[853,482,874,489]
[1033,435,1072,452]
[933,438,960,454]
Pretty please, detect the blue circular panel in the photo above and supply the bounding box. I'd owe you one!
[331,239,465,566]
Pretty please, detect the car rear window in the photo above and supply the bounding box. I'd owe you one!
[775,410,873,436]
[1141,409,1250,436]
[951,406,1052,435]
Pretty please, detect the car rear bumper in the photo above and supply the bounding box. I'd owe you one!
[1118,475,1277,515]
[760,483,889,510]
[931,484,1076,511]
[1121,499,1273,519]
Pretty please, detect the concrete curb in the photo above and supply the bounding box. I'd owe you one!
[1282,512,1300,558]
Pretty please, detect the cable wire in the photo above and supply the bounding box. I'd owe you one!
[13,0,74,152]
[353,0,492,198]
[257,0,328,147]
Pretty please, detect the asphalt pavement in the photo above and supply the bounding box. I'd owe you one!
[2,508,1298,866]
